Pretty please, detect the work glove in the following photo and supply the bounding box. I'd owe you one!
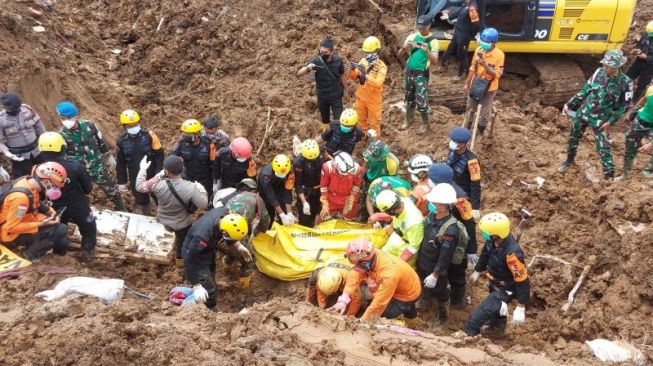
[320,198,331,221]
[470,271,481,283]
[117,184,129,193]
[512,306,525,326]
[499,301,508,317]
[194,181,207,195]
[193,284,208,304]
[236,243,253,263]
[329,293,351,315]
[139,156,151,171]
[423,274,438,289]
[279,213,294,226]
[292,135,302,157]
[106,155,117,170]
[366,129,377,139]
[213,180,221,193]
[287,212,298,223]
[373,221,382,229]
[343,195,355,215]
[561,104,569,116]
[155,169,165,178]
[3,151,24,161]
[0,166,10,183]
[467,253,479,268]
[472,210,480,222]
[302,201,311,216]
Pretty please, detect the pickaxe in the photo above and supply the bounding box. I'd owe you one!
[515,208,533,242]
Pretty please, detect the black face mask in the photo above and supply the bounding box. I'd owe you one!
[320,53,331,62]
[182,135,195,143]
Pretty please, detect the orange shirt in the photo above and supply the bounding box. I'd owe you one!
[0,178,49,242]
[316,265,361,316]
[469,46,505,92]
[347,58,387,104]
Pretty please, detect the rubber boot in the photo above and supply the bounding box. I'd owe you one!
[615,159,634,181]
[80,248,95,262]
[431,299,450,331]
[113,196,127,212]
[418,113,429,134]
[140,203,151,216]
[478,124,487,136]
[404,316,419,329]
[450,286,467,309]
[483,317,507,338]
[558,152,575,173]
[175,258,184,268]
[238,274,253,289]
[400,107,416,130]
[321,124,329,132]
[644,156,653,178]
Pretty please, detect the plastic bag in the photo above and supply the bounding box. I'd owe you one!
[169,286,197,306]
[585,339,645,365]
[35,276,124,304]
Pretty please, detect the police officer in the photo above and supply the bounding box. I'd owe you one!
[258,154,297,227]
[446,127,481,221]
[214,137,257,190]
[182,210,250,309]
[559,50,633,180]
[294,139,324,227]
[463,212,530,336]
[0,93,45,177]
[172,119,217,199]
[439,0,479,80]
[317,108,367,157]
[202,115,231,149]
[37,132,97,262]
[115,109,164,215]
[56,101,126,211]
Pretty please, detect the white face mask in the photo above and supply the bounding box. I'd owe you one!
[274,173,287,179]
[449,140,458,150]
[410,174,421,183]
[126,126,141,135]
[236,157,247,163]
[61,119,76,129]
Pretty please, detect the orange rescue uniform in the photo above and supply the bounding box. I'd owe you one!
[469,47,505,92]
[307,262,362,316]
[0,178,51,243]
[348,58,387,136]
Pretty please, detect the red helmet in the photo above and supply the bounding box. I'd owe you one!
[34,162,67,187]
[231,137,253,159]
[345,238,376,265]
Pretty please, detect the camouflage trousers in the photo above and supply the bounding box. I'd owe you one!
[88,160,120,200]
[403,70,430,116]
[567,117,614,178]
[624,116,653,163]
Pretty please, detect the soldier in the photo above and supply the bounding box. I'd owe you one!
[56,101,126,211]
[559,49,633,180]
[172,119,217,199]
[202,115,231,149]
[446,127,481,222]
[619,86,653,180]
[0,93,45,177]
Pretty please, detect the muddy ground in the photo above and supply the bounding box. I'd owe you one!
[0,0,652,364]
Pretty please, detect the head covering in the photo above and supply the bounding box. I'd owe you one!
[164,155,184,175]
[449,127,472,143]
[1,93,22,109]
[416,15,431,26]
[600,49,627,68]
[55,101,79,118]
[236,178,257,191]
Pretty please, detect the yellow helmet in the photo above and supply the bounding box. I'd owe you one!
[362,36,381,53]
[181,119,202,134]
[38,132,66,153]
[301,139,320,160]
[219,213,249,241]
[272,154,292,175]
[478,212,511,239]
[647,21,653,34]
[646,85,653,98]
[120,109,141,125]
[339,108,358,127]
[317,267,343,296]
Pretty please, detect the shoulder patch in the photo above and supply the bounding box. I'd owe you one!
[16,205,27,218]
[468,159,481,181]
[148,130,162,150]
[506,253,529,282]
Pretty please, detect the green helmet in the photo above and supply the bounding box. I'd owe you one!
[362,140,390,161]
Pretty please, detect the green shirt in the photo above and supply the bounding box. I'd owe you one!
[368,176,412,207]
[405,33,439,71]
[637,95,653,125]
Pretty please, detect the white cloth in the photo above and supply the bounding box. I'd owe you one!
[35,277,124,304]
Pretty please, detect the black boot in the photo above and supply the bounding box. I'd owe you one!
[478,124,486,136]
[140,203,151,216]
[450,286,467,309]
[558,151,576,173]
[431,299,450,331]
[483,317,507,338]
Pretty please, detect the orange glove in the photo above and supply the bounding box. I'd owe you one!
[343,194,356,216]
[320,197,331,221]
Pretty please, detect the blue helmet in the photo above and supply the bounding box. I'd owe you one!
[449,127,472,143]
[480,28,499,43]
[55,101,79,118]
[428,163,453,184]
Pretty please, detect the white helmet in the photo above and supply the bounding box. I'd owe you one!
[406,154,433,174]
[425,183,457,204]
[334,151,356,175]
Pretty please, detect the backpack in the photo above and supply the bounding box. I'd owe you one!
[0,177,35,223]
[436,216,469,265]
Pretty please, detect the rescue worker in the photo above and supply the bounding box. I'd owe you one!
[626,21,653,102]
[418,183,467,330]
[619,85,653,180]
[214,137,257,190]
[348,36,387,137]
[397,16,440,133]
[307,261,362,316]
[294,139,324,227]
[56,101,126,211]
[317,108,367,157]
[439,0,479,80]
[373,189,424,268]
[38,132,96,262]
[0,93,45,177]
[559,50,633,180]
[446,127,481,222]
[202,115,231,149]
[463,28,505,135]
[136,155,209,268]
[362,140,400,183]
[0,162,68,262]
[258,154,297,227]
[319,151,364,222]
[365,175,412,219]
[406,154,434,216]
[423,0,463,24]
[463,212,530,336]
[182,210,250,309]
[298,37,350,130]
[331,238,421,326]
[172,119,217,198]
[115,109,164,215]
[213,177,257,208]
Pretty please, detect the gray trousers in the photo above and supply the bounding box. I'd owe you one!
[465,90,497,130]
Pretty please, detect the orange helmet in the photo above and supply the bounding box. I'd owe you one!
[34,162,67,188]
[345,238,376,265]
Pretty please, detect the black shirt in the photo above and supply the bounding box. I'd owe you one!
[308,55,345,100]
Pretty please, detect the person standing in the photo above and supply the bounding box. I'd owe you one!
[257,154,297,227]
[214,137,257,190]
[318,151,364,222]
[172,119,217,199]
[446,127,481,222]
[626,21,653,102]
[618,86,653,180]
[294,139,324,227]
[439,0,479,80]
[317,108,368,157]
[0,93,45,177]
[201,115,231,149]
[298,38,350,131]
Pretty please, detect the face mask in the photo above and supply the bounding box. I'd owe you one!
[648,33,653,38]
[275,172,287,179]
[126,126,141,135]
[42,181,62,200]
[479,40,492,51]
[365,53,379,65]
[481,231,492,241]
[361,260,373,270]
[182,135,195,143]
[320,53,331,62]
[340,125,353,133]
[61,119,76,129]
[410,174,421,183]
[427,202,436,213]
[449,140,458,150]
[236,157,247,163]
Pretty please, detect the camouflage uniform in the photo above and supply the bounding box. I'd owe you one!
[625,117,653,163]
[564,67,633,178]
[59,120,125,209]
[403,71,430,116]
[203,130,231,149]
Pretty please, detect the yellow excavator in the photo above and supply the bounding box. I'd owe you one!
[384,0,637,111]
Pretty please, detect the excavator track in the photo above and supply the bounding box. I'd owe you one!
[527,54,587,108]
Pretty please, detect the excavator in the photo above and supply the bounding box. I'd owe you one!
[384,0,637,111]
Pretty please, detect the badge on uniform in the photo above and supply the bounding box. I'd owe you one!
[16,205,27,218]
[468,159,481,181]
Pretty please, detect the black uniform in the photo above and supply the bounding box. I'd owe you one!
[257,164,293,228]
[293,153,324,227]
[307,55,346,125]
[40,152,96,254]
[446,149,481,210]
[463,233,531,336]
[417,213,459,302]
[172,136,216,198]
[320,121,365,156]
[116,129,164,206]
[448,182,476,305]
[627,33,653,102]
[441,0,479,77]
[214,147,256,189]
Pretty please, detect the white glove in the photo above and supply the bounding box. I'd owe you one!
[0,166,10,183]
[292,135,302,157]
[423,274,438,289]
[472,210,480,221]
[194,181,207,194]
[236,243,253,263]
[467,253,479,267]
[155,169,165,178]
[499,301,508,316]
[372,221,382,229]
[366,129,377,138]
[302,201,311,215]
[117,184,129,193]
[287,212,298,223]
[193,284,208,304]
[213,180,221,193]
[307,63,317,71]
[139,156,151,171]
[107,155,117,170]
[3,151,24,161]
[470,271,481,283]
[279,213,294,226]
[512,306,525,325]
